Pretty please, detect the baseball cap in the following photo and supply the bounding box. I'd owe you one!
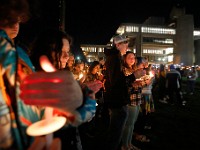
[113,35,129,44]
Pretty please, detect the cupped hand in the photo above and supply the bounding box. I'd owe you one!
[84,80,103,93]
[20,55,83,113]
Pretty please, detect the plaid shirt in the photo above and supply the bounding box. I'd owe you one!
[123,67,142,106]
[128,85,142,106]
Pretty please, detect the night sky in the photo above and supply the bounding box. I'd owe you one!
[65,0,200,45]
[20,0,200,46]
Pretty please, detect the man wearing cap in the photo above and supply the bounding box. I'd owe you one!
[103,34,140,150]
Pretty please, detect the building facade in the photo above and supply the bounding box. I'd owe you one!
[81,14,200,66]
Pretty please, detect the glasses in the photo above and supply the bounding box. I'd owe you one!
[120,41,129,44]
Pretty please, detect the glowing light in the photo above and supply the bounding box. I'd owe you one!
[26,55,65,148]
[41,63,55,72]
[79,73,83,79]
[149,71,154,78]
[26,116,66,136]
[23,78,62,84]
[136,78,143,81]
[40,55,56,72]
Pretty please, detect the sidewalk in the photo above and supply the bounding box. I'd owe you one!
[134,83,200,150]
[79,82,200,150]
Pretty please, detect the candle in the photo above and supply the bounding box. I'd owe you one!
[44,107,53,149]
[26,56,67,149]
[26,116,66,137]
[79,73,83,80]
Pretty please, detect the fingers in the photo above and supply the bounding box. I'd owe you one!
[28,137,61,150]
[20,71,74,85]
[19,55,82,113]
[85,80,103,93]
[28,137,46,150]
[50,138,61,150]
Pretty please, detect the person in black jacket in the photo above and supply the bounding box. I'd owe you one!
[166,64,184,105]
[103,35,145,150]
[103,34,130,150]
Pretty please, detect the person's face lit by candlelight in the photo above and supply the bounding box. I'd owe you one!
[51,38,71,69]
[31,29,73,71]
[137,63,146,70]
[125,52,136,67]
[116,41,129,56]
[59,39,70,69]
[2,22,20,39]
[79,62,85,71]
[67,55,75,68]
[92,65,100,74]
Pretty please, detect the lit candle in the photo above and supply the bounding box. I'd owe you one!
[149,71,154,78]
[79,73,83,80]
[26,56,67,149]
[26,116,67,136]
[44,107,53,149]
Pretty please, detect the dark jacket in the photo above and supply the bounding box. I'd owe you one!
[104,46,130,108]
[166,69,182,89]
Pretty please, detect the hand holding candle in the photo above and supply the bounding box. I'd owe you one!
[20,56,83,149]
[20,56,83,113]
[84,80,103,94]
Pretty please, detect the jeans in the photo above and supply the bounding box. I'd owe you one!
[121,105,140,147]
[106,105,128,150]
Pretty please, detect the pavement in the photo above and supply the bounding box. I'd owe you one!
[78,82,200,150]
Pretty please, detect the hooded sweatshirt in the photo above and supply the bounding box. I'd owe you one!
[104,46,130,108]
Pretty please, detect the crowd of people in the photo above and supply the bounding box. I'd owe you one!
[158,64,198,106]
[0,0,97,149]
[0,0,199,150]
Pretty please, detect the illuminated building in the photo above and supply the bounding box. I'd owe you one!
[81,7,200,65]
